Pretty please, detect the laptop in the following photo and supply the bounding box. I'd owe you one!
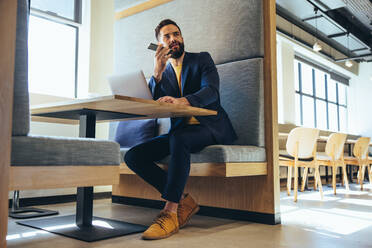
[108,70,153,100]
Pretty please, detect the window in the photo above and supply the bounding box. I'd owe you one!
[28,0,82,98]
[294,59,348,132]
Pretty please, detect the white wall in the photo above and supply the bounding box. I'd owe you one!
[89,0,115,140]
[349,62,372,137]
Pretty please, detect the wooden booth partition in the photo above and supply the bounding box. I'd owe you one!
[0,0,18,247]
[112,0,280,224]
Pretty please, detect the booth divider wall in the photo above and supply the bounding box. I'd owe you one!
[0,1,18,246]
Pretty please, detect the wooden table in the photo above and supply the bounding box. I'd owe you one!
[29,94,217,240]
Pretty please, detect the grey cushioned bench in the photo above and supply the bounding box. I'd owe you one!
[111,58,267,177]
[4,0,141,242]
[11,136,119,167]
[9,0,120,192]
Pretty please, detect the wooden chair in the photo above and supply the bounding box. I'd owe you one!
[279,127,322,202]
[317,133,349,195]
[344,137,371,190]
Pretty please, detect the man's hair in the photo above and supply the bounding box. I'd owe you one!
[155,19,181,40]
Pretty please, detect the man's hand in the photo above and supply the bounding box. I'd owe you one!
[157,96,190,106]
[154,44,172,83]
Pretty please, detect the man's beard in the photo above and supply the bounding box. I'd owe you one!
[170,42,185,59]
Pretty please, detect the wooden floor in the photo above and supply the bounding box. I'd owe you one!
[6,182,372,248]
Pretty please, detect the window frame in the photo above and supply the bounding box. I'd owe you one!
[29,0,82,98]
[295,59,348,132]
[30,0,82,24]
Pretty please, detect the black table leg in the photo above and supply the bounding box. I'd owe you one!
[18,113,146,242]
[76,187,93,227]
[75,114,96,228]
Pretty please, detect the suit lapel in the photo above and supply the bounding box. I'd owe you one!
[166,63,181,97]
[181,52,190,95]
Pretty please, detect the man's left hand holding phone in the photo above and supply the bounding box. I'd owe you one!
[148,43,172,83]
[147,43,189,105]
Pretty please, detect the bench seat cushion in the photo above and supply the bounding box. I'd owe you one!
[11,135,120,166]
[120,145,266,163]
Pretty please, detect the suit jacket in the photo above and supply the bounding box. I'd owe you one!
[148,52,237,145]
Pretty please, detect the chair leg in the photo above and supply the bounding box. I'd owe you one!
[313,168,318,190]
[368,165,372,185]
[294,163,298,202]
[332,164,337,195]
[342,165,350,191]
[360,165,365,190]
[287,166,292,196]
[315,167,324,200]
[301,167,308,192]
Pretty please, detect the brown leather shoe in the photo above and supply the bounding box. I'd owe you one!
[177,193,200,228]
[142,210,179,240]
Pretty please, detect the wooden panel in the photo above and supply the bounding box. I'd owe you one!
[31,94,217,124]
[261,0,279,214]
[119,162,267,177]
[113,174,273,213]
[115,0,173,20]
[226,162,267,177]
[9,166,119,191]
[0,0,17,247]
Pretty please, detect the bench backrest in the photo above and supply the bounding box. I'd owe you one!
[12,0,30,136]
[114,0,263,75]
[113,0,265,147]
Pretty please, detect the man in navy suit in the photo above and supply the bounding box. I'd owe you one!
[125,19,236,240]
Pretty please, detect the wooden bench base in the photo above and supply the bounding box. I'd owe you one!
[119,162,267,177]
[9,166,119,191]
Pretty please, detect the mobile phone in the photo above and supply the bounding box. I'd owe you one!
[148,43,158,51]
[147,43,173,55]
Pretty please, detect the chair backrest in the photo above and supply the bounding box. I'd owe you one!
[325,133,347,160]
[353,137,370,159]
[286,127,319,158]
[12,0,30,136]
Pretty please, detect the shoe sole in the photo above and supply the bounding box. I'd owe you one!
[179,205,200,229]
[142,228,179,240]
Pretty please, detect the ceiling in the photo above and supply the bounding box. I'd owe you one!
[276,0,372,62]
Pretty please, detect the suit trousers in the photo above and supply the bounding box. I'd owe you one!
[124,124,216,203]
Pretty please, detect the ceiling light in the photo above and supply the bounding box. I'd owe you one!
[344,32,353,68]
[345,60,353,67]
[313,42,322,52]
[312,8,322,52]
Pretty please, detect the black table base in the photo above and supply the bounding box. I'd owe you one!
[17,215,147,242]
